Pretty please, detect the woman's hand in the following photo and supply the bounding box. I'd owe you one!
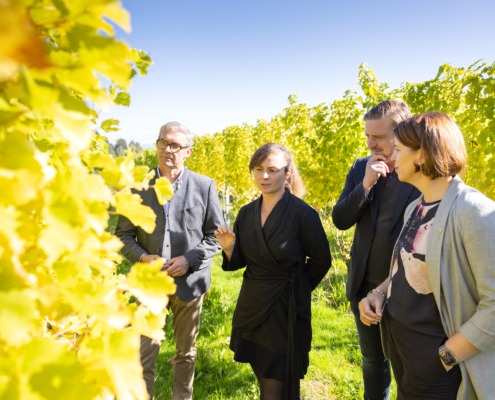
[359,291,385,326]
[214,225,235,257]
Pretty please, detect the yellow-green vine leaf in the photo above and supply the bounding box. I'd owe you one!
[114,189,156,233]
[153,176,174,205]
[122,258,176,315]
[0,289,38,346]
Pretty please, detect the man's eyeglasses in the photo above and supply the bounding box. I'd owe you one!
[156,139,189,152]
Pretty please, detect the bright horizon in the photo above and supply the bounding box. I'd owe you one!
[105,0,495,147]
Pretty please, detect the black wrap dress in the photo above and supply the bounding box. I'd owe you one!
[222,190,331,399]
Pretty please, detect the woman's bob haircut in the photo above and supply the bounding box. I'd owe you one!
[394,112,467,179]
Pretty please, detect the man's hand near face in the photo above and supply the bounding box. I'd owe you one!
[363,155,390,195]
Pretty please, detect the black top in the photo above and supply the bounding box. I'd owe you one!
[383,199,459,399]
[222,190,331,399]
[388,199,445,335]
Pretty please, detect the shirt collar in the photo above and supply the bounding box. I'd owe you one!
[157,167,184,192]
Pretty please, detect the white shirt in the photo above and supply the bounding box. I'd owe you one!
[158,168,183,260]
[140,168,183,261]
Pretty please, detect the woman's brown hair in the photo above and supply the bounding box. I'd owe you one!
[394,112,467,179]
[249,143,306,198]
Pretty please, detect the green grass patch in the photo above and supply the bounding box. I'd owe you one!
[149,256,394,400]
[111,215,397,399]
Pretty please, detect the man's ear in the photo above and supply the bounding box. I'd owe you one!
[184,147,193,158]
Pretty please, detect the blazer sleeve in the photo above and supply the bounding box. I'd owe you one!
[455,194,495,352]
[183,178,224,270]
[332,158,372,230]
[114,213,148,265]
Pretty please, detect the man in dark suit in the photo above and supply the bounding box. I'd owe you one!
[115,121,224,400]
[332,101,420,400]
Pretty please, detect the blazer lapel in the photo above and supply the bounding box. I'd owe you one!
[167,169,188,234]
[168,169,187,206]
[370,177,386,229]
[426,176,463,310]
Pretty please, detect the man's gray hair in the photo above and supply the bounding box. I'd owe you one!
[158,121,194,146]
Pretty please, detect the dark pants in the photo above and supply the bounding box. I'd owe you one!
[381,308,461,400]
[350,282,391,400]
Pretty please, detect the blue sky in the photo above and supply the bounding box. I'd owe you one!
[105,0,495,147]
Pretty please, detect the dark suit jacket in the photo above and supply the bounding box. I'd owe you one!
[331,157,420,301]
[115,167,224,301]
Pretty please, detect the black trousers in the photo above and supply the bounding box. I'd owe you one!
[381,307,462,400]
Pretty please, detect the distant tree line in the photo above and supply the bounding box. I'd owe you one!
[107,138,143,156]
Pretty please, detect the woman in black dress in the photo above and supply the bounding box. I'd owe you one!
[215,143,331,400]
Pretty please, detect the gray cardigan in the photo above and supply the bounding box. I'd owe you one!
[403,176,495,400]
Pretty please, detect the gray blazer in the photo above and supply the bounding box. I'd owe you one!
[115,168,224,301]
[404,176,495,400]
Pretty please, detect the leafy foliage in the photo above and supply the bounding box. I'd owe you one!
[186,60,495,215]
[3,1,494,398]
[403,61,495,195]
[1,1,174,399]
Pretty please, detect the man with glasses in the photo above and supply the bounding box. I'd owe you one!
[332,101,419,400]
[115,121,224,400]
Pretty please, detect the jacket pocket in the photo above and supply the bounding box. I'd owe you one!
[185,205,205,229]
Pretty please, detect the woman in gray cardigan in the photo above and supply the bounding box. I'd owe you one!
[359,112,495,400]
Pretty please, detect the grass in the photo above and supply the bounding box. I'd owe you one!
[150,254,381,400]
[109,215,396,399]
